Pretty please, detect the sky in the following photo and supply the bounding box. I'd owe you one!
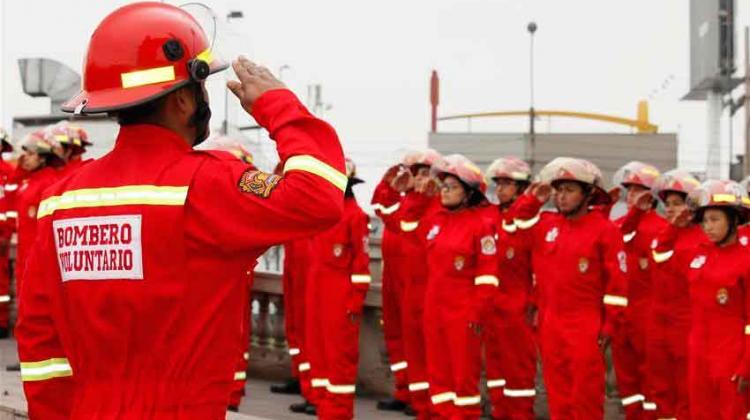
[0,0,748,201]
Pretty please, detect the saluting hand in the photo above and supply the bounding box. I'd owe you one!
[227,56,286,114]
[382,165,403,185]
[608,187,621,205]
[528,182,552,203]
[669,207,692,227]
[391,169,414,193]
[633,190,654,211]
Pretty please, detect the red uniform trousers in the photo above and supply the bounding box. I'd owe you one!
[381,228,410,402]
[484,293,536,420]
[283,239,313,398]
[304,264,328,407]
[0,252,9,329]
[315,266,364,420]
[401,265,431,418]
[229,270,254,408]
[611,306,650,418]
[424,282,483,420]
[539,314,605,420]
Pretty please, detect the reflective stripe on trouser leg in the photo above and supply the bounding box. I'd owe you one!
[503,388,536,398]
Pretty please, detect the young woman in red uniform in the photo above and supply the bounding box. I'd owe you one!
[401,154,499,419]
[653,179,750,419]
[481,156,537,420]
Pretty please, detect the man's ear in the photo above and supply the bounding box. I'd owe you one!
[170,86,195,121]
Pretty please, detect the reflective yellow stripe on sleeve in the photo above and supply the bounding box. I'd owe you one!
[374,202,401,215]
[603,295,628,307]
[474,275,499,287]
[652,249,674,263]
[20,358,73,382]
[502,220,517,233]
[37,185,189,219]
[623,231,637,243]
[351,274,372,284]
[284,155,348,192]
[401,221,419,232]
[514,214,540,230]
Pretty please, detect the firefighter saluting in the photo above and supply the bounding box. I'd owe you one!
[15,3,346,419]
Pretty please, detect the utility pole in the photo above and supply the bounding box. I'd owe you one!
[527,22,537,169]
[745,26,750,177]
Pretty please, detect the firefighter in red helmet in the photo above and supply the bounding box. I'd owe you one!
[14,3,346,419]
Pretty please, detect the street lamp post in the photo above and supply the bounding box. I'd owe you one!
[223,10,244,135]
[527,21,537,168]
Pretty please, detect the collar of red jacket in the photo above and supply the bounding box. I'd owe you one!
[114,124,192,153]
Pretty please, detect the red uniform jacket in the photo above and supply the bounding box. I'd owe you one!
[653,224,750,378]
[513,194,628,334]
[15,89,346,420]
[614,208,668,319]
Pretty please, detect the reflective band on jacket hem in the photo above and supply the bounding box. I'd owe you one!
[374,202,401,215]
[454,395,481,406]
[284,155,348,192]
[121,66,176,89]
[20,358,73,382]
[623,231,637,243]
[409,382,429,392]
[642,401,657,411]
[474,275,499,287]
[390,361,408,372]
[0,295,9,303]
[502,220,517,233]
[431,392,456,405]
[351,274,372,284]
[620,394,645,406]
[234,371,247,381]
[38,185,189,218]
[289,348,301,356]
[603,295,628,307]
[311,378,329,388]
[514,214,540,230]
[503,388,536,398]
[487,379,507,388]
[652,250,674,263]
[298,362,311,372]
[326,383,356,394]
[400,221,419,232]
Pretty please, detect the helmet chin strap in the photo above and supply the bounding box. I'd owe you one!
[718,214,739,246]
[189,83,212,146]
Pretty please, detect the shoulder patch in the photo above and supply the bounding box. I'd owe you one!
[481,235,497,255]
[238,169,281,198]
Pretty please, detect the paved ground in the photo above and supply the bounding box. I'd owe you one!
[0,338,406,420]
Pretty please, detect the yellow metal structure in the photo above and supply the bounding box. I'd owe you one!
[438,101,658,134]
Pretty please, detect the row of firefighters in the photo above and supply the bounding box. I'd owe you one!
[272,150,750,420]
[5,118,750,420]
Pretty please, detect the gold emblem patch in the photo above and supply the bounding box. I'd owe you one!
[578,257,589,273]
[639,258,648,270]
[28,206,36,218]
[716,287,729,305]
[238,170,281,198]
[481,235,497,255]
[506,247,515,260]
[333,244,344,258]
[454,256,465,271]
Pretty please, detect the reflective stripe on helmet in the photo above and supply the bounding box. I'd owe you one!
[38,185,189,219]
[284,155,348,192]
[121,66,176,89]
[20,358,73,382]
